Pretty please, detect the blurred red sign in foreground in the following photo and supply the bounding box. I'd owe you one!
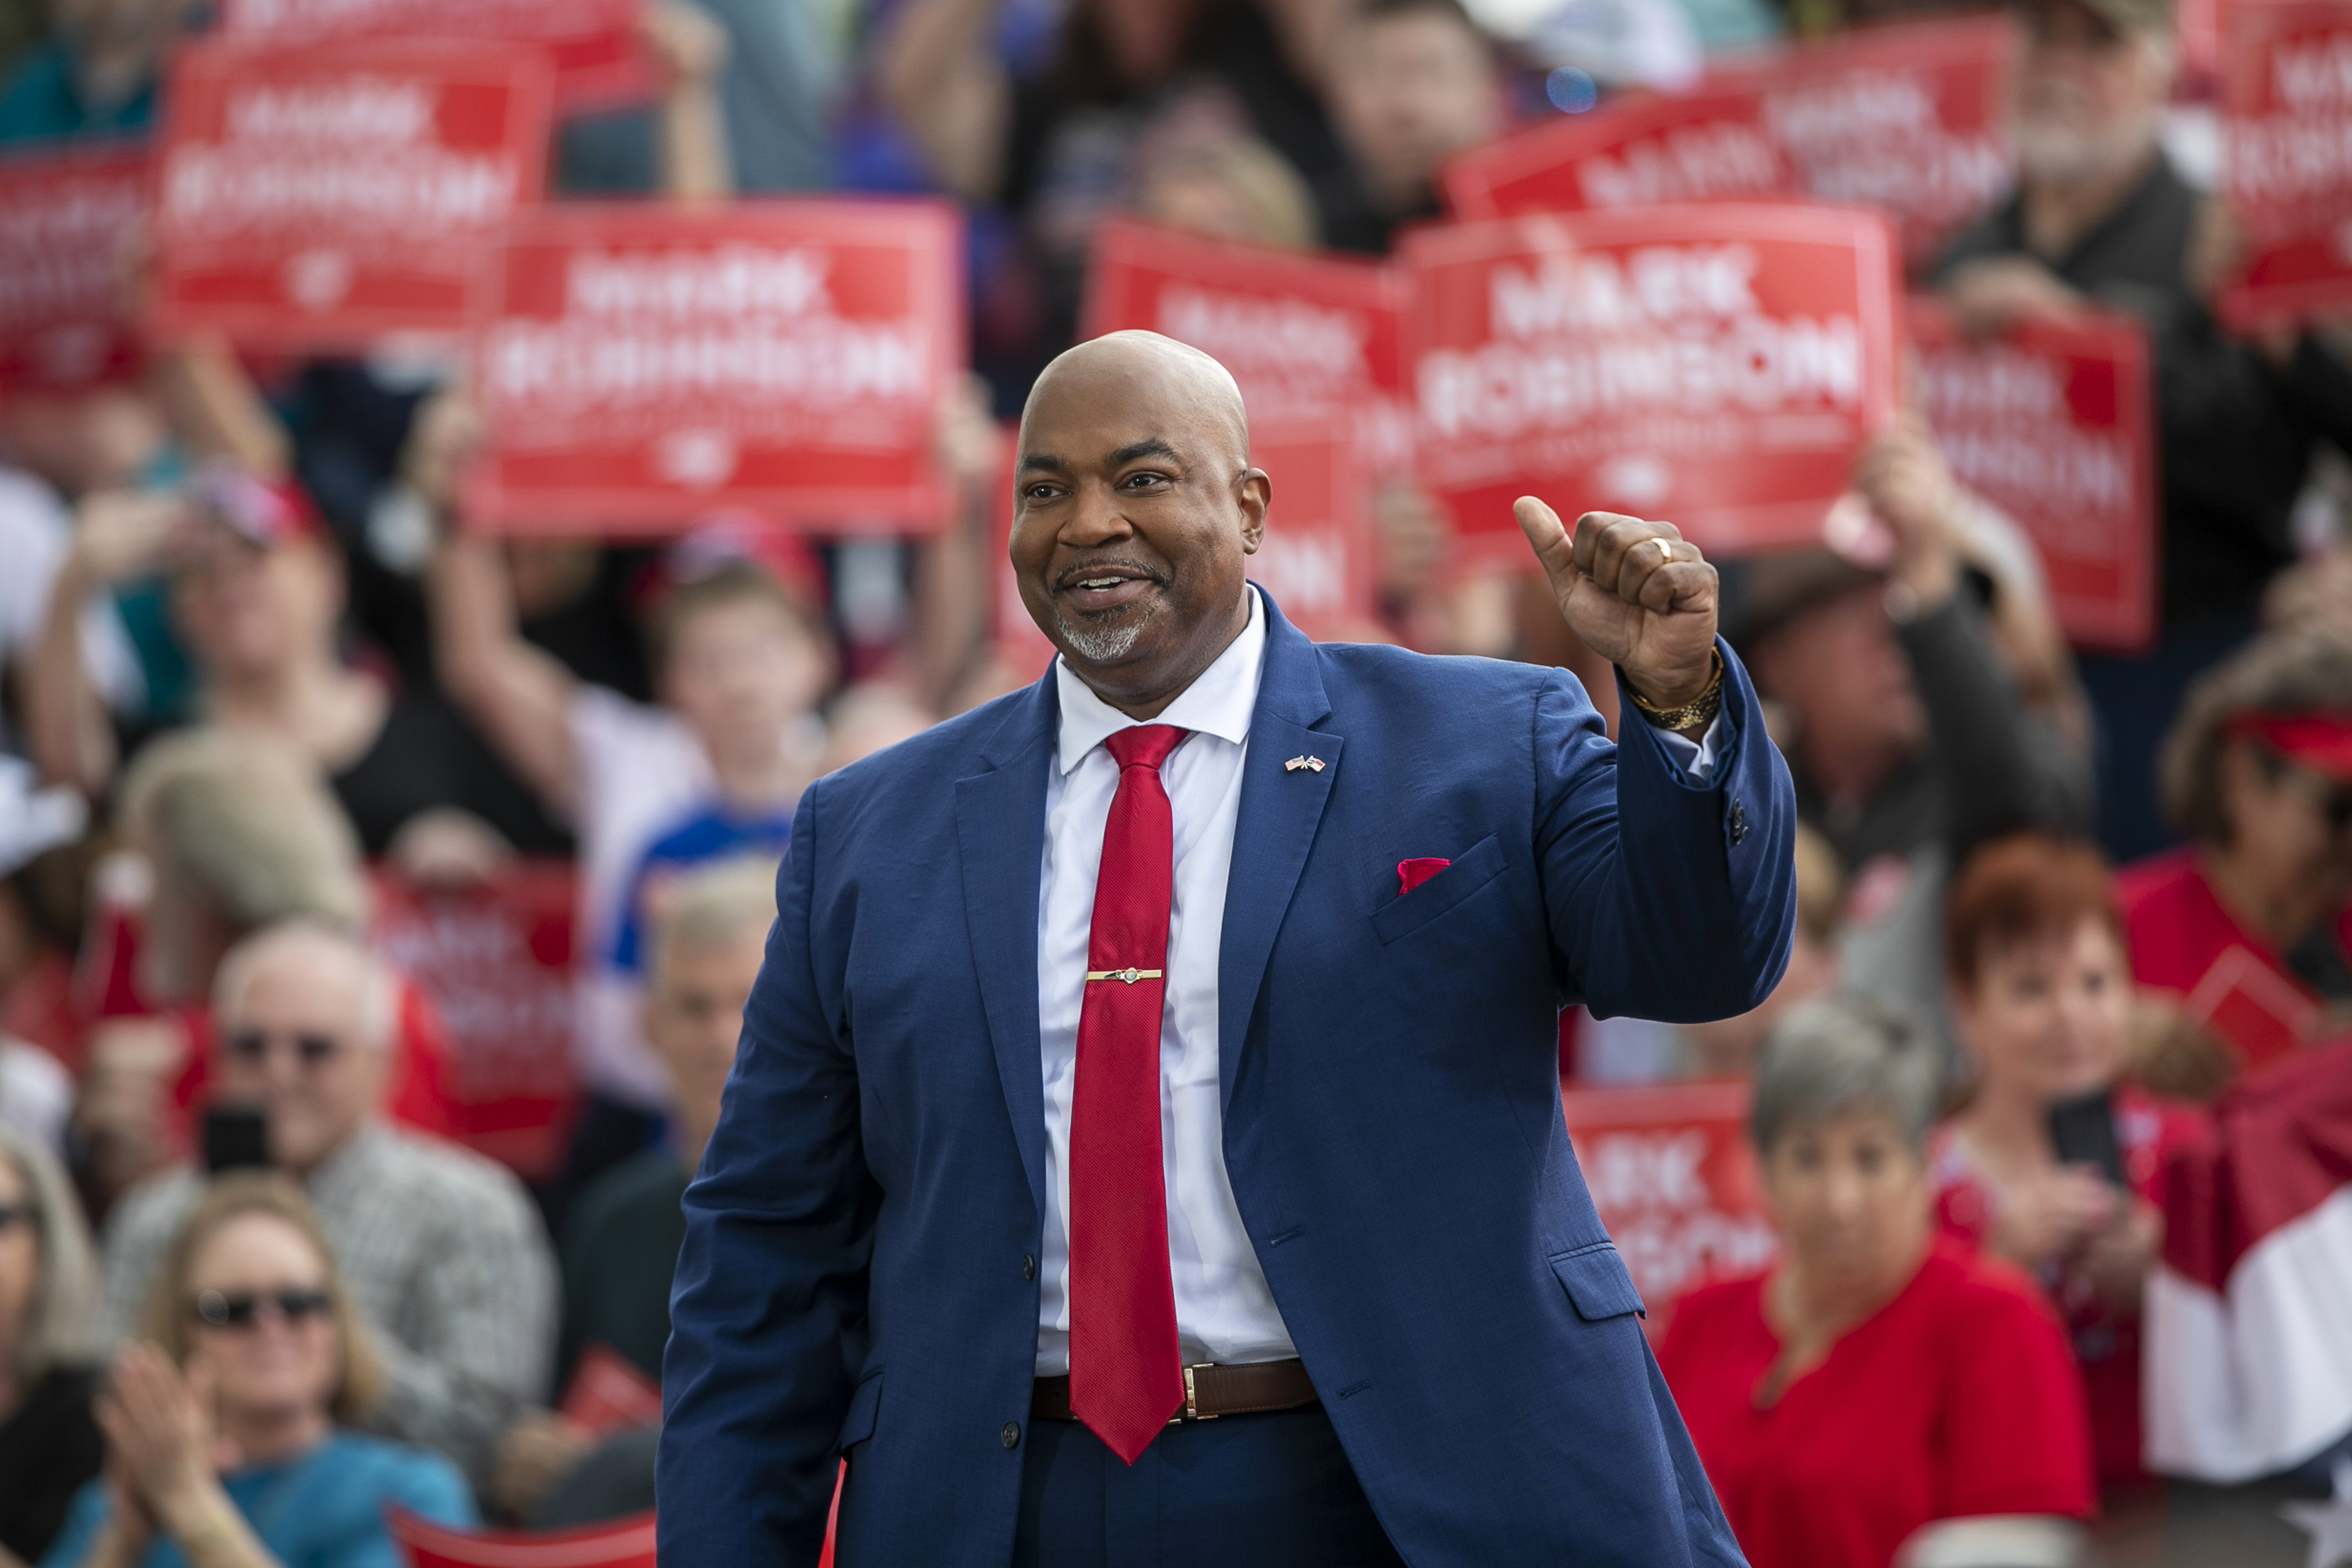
[1401,203,1900,562]
[1909,300,2157,650]
[992,423,1378,674]
[219,0,649,112]
[152,37,551,351]
[2217,0,2352,325]
[1560,1078,1778,1340]
[368,862,577,1180]
[464,200,962,533]
[0,144,149,391]
[1442,13,2015,270]
[1081,218,1412,470]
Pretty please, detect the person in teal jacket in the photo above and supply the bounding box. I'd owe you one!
[41,1172,475,1568]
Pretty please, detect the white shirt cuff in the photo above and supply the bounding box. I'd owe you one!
[1649,710,1727,781]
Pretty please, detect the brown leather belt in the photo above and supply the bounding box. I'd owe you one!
[1032,1359,1320,1424]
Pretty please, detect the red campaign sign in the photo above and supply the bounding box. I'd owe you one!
[220,0,649,113]
[2217,0,2352,324]
[464,201,962,533]
[1442,14,2016,270]
[152,37,552,350]
[1402,204,1901,563]
[1560,1078,1779,1340]
[1909,300,2158,651]
[1081,218,1411,469]
[991,422,1379,671]
[368,862,578,1179]
[0,145,150,391]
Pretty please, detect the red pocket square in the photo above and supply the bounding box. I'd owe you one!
[1397,858,1451,897]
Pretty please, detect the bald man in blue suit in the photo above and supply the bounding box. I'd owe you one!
[659,332,1794,1565]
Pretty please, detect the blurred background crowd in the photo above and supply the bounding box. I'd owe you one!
[0,0,2350,1562]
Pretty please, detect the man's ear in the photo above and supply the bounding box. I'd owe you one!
[1238,467,1271,555]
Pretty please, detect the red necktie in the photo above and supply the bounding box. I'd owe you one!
[1068,723,1188,1463]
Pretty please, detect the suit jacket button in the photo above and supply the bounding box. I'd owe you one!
[1001,1421,1021,1449]
[1021,1253,1036,1281]
[1729,800,1749,845]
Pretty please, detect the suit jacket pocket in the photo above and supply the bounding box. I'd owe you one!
[1550,1243,1647,1321]
[838,1367,884,1451]
[1370,833,1506,946]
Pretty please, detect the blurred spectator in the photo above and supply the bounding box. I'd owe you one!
[71,732,397,1209]
[1936,0,2352,860]
[95,924,556,1495]
[0,1125,103,1567]
[1931,832,2200,1492]
[1320,0,1504,254]
[1729,423,2088,1053]
[46,1173,476,1568]
[2118,631,2352,1068]
[1658,994,2095,1568]
[1133,126,1320,247]
[557,856,771,1392]
[878,0,1350,378]
[25,466,561,877]
[557,0,826,197]
[424,410,831,1194]
[0,0,196,146]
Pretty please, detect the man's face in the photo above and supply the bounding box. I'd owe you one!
[2013,0,2170,183]
[213,945,386,1175]
[1334,11,1502,208]
[658,596,828,759]
[170,523,340,687]
[644,928,767,1131]
[1748,585,1927,791]
[1010,340,1268,711]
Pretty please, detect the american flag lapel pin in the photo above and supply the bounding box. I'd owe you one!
[1284,755,1326,773]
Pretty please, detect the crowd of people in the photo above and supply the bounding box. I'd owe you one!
[1,0,2350,1559]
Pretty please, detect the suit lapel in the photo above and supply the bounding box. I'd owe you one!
[1217,592,1339,1114]
[955,675,1058,1221]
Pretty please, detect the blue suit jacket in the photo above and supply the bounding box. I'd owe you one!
[660,591,1796,1566]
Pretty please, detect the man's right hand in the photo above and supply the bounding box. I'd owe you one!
[1943,257,2085,338]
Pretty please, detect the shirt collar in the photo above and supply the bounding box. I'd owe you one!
[1054,587,1264,777]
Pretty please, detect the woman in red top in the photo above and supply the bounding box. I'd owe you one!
[1932,832,2202,1492]
[2117,632,2352,1070]
[1659,994,2094,1568]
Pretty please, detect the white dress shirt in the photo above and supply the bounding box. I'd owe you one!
[1032,588,1723,1374]
[1035,588,1293,1374]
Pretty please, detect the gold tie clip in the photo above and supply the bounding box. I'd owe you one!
[1084,967,1163,984]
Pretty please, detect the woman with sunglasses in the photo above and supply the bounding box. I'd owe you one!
[2117,632,2352,1075]
[39,1173,474,1568]
[0,1125,103,1568]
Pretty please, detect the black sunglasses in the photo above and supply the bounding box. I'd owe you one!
[223,1030,342,1068]
[191,1287,332,1330]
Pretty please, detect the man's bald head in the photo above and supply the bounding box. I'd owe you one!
[1023,331,1251,468]
[1010,331,1270,718]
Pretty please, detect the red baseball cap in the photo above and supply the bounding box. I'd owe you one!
[2229,712,2352,782]
[189,460,320,548]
